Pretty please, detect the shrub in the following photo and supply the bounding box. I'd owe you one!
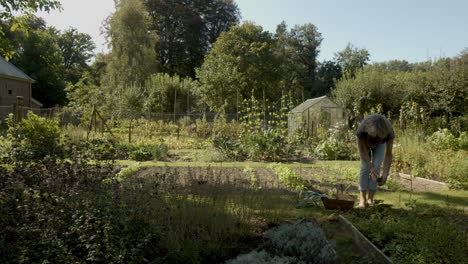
[347,204,467,264]
[85,138,116,160]
[227,222,336,264]
[130,143,169,161]
[266,222,336,264]
[429,129,459,150]
[393,132,468,189]
[114,142,169,161]
[7,112,62,161]
[240,128,289,161]
[212,135,244,161]
[270,163,307,191]
[130,148,153,161]
[195,115,211,138]
[314,138,354,160]
[458,132,468,151]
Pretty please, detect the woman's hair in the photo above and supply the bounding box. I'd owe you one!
[366,117,389,139]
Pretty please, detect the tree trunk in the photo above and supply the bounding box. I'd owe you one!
[129,118,133,143]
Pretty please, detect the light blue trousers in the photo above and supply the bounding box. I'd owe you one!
[358,140,386,192]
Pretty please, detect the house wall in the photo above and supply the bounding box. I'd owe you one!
[0,77,31,107]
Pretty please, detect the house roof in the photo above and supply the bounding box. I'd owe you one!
[0,55,35,82]
[31,98,43,108]
[289,96,340,113]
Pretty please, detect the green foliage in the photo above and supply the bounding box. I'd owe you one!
[0,153,295,264]
[104,162,141,183]
[58,28,96,84]
[85,138,116,161]
[333,57,468,130]
[129,148,153,161]
[229,222,336,264]
[103,0,158,89]
[274,22,324,99]
[212,135,243,161]
[270,163,307,191]
[10,26,67,106]
[145,0,240,78]
[393,131,468,189]
[7,112,62,161]
[333,67,405,126]
[428,129,464,151]
[240,128,288,161]
[145,73,195,113]
[266,222,336,263]
[195,114,211,138]
[196,22,281,111]
[0,0,61,59]
[313,124,357,160]
[314,138,352,160]
[334,43,370,78]
[347,204,467,264]
[123,142,169,161]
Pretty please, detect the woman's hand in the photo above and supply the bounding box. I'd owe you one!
[377,178,386,186]
[370,167,379,182]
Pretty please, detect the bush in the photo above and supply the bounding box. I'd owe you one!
[240,128,289,161]
[227,222,336,264]
[347,204,467,264]
[212,135,244,161]
[85,138,116,160]
[266,222,336,264]
[314,138,354,160]
[131,143,169,161]
[270,163,307,191]
[130,148,153,161]
[393,132,468,189]
[7,112,62,161]
[428,129,459,150]
[114,142,169,161]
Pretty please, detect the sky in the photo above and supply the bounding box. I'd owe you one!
[37,0,468,63]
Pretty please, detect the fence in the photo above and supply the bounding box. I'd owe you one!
[0,105,56,125]
[145,112,239,122]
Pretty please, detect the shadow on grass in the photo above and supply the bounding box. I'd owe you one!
[414,191,468,208]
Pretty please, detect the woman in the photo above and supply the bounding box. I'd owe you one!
[356,114,394,208]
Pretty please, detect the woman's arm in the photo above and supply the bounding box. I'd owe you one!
[380,139,394,184]
[357,137,379,182]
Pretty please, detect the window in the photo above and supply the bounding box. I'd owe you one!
[8,89,12,95]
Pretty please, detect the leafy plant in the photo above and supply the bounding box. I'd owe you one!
[6,112,63,161]
[270,163,307,191]
[429,128,459,150]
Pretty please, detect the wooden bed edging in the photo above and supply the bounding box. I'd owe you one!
[338,215,393,264]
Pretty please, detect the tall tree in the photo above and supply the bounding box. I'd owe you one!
[288,23,322,98]
[371,59,412,72]
[11,27,66,106]
[334,43,370,78]
[196,23,281,111]
[0,0,61,59]
[58,28,96,84]
[144,0,240,78]
[315,60,342,96]
[104,0,158,89]
[273,22,323,101]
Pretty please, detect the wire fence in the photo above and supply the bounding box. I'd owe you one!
[0,106,57,123]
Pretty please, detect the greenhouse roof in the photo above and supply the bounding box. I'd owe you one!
[289,96,334,113]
